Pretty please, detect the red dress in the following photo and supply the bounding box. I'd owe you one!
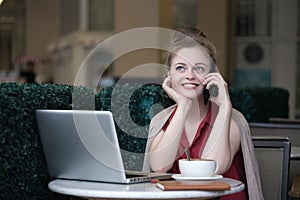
[162,107,248,200]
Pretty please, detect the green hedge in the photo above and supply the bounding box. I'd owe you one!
[228,86,289,122]
[242,86,289,122]
[0,83,80,200]
[0,82,289,199]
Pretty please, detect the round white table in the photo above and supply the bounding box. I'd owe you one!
[48,178,244,199]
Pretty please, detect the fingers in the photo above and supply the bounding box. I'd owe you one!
[203,73,230,106]
[162,76,173,95]
[162,76,191,107]
[162,76,176,100]
[162,76,171,89]
[203,73,227,90]
[203,73,223,85]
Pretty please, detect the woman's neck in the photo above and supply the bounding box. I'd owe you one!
[186,98,209,122]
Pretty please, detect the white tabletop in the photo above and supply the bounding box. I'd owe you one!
[48,178,245,199]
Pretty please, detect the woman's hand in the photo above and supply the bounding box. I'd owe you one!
[162,76,192,108]
[202,73,231,107]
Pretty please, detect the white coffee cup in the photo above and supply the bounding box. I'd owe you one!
[178,158,217,177]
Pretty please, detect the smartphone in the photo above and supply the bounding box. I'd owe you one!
[203,85,210,105]
[203,84,218,105]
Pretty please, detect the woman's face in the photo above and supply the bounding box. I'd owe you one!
[169,46,211,99]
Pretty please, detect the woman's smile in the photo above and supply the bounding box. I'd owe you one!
[181,82,200,89]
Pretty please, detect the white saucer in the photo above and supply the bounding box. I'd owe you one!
[171,174,223,180]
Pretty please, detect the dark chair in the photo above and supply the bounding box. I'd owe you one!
[252,136,291,200]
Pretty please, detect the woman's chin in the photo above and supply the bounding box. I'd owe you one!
[180,91,201,100]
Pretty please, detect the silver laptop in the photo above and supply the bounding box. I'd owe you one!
[36,109,171,184]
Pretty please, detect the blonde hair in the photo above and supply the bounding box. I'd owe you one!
[164,27,217,72]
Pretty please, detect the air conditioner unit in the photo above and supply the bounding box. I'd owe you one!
[234,41,271,87]
[236,41,271,69]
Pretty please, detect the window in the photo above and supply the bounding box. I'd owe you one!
[160,0,198,28]
[235,0,272,37]
[233,0,272,87]
[0,0,25,81]
[60,0,114,35]
[60,0,80,35]
[173,0,198,28]
[89,0,114,31]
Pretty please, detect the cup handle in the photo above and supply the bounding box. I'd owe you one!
[214,162,218,174]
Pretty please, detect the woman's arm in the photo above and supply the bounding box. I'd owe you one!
[202,104,241,174]
[201,73,241,174]
[148,106,187,172]
[148,76,191,172]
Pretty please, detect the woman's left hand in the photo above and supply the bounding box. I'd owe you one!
[202,72,231,107]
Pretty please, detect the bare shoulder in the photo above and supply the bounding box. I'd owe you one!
[149,105,176,127]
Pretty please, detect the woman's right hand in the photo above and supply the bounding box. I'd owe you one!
[162,76,192,109]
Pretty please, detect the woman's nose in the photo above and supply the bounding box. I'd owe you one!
[185,68,196,79]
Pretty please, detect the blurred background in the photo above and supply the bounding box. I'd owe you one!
[0,0,299,118]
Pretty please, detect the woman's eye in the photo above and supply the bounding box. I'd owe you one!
[194,66,205,73]
[176,66,185,72]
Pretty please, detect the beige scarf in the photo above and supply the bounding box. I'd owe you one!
[142,105,264,200]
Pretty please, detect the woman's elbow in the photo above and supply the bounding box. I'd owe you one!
[149,161,172,173]
[153,167,168,173]
[149,158,172,173]
[215,156,233,174]
[216,163,230,174]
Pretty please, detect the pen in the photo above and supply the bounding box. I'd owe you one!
[151,179,159,183]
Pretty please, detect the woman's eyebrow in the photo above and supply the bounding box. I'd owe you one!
[194,62,207,66]
[174,62,187,66]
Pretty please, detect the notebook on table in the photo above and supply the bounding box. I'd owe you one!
[36,109,171,184]
[156,180,231,191]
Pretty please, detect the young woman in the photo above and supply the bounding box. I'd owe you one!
[143,27,263,200]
